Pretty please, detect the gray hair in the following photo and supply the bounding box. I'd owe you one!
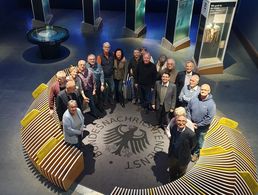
[68,100,77,107]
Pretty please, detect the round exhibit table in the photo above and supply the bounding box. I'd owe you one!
[27,26,69,59]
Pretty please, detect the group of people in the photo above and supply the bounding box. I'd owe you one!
[48,41,216,181]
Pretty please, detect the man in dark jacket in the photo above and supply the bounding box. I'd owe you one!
[56,80,83,123]
[135,52,157,113]
[128,48,141,103]
[97,42,115,105]
[168,115,196,181]
[152,72,176,129]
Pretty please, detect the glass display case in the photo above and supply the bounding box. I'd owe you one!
[194,0,238,74]
[81,0,102,33]
[161,0,194,51]
[31,0,53,28]
[124,0,147,37]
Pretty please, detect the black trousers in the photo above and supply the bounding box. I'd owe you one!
[157,105,170,127]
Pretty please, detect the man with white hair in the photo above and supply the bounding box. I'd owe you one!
[186,84,216,162]
[135,52,157,114]
[159,58,177,83]
[97,42,115,105]
[63,100,85,149]
[168,115,196,181]
[178,74,200,107]
[175,60,199,106]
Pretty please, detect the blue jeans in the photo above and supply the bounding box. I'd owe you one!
[192,125,210,155]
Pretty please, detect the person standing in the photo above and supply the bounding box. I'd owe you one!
[166,107,195,139]
[56,80,83,123]
[168,115,196,181]
[63,100,85,149]
[48,70,67,117]
[178,74,200,107]
[186,84,216,162]
[113,48,127,107]
[175,60,199,106]
[86,54,105,113]
[77,59,99,118]
[127,48,141,104]
[152,72,176,129]
[135,52,157,114]
[97,42,115,105]
[159,58,178,83]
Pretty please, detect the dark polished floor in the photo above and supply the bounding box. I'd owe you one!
[0,8,257,195]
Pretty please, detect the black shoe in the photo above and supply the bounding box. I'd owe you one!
[91,112,100,119]
[82,131,89,139]
[120,102,125,108]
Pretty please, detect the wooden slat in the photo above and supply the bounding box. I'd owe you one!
[60,150,83,190]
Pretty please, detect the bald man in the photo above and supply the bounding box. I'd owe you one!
[186,84,216,162]
[56,80,83,122]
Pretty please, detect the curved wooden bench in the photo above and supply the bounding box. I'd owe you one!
[21,72,258,194]
[20,82,84,191]
[111,118,258,195]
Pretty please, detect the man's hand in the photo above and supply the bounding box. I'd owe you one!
[135,83,138,88]
[152,104,155,110]
[49,109,54,117]
[100,85,105,92]
[170,109,174,113]
[83,96,90,103]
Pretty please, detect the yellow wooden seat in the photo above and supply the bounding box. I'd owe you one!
[32,83,48,99]
[35,137,60,166]
[20,109,40,128]
[239,171,258,195]
[219,117,239,129]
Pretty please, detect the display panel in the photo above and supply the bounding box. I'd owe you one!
[93,0,100,20]
[174,0,194,43]
[200,2,236,63]
[135,0,146,30]
[42,0,51,21]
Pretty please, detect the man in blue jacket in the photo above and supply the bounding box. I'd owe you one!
[186,84,216,162]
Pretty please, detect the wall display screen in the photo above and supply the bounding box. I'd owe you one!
[201,2,235,60]
[135,0,146,30]
[174,0,194,43]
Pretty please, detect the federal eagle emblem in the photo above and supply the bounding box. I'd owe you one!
[104,125,150,157]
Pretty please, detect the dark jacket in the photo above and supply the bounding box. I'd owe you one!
[99,52,114,78]
[168,125,196,166]
[56,90,82,122]
[136,61,157,88]
[128,56,142,77]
